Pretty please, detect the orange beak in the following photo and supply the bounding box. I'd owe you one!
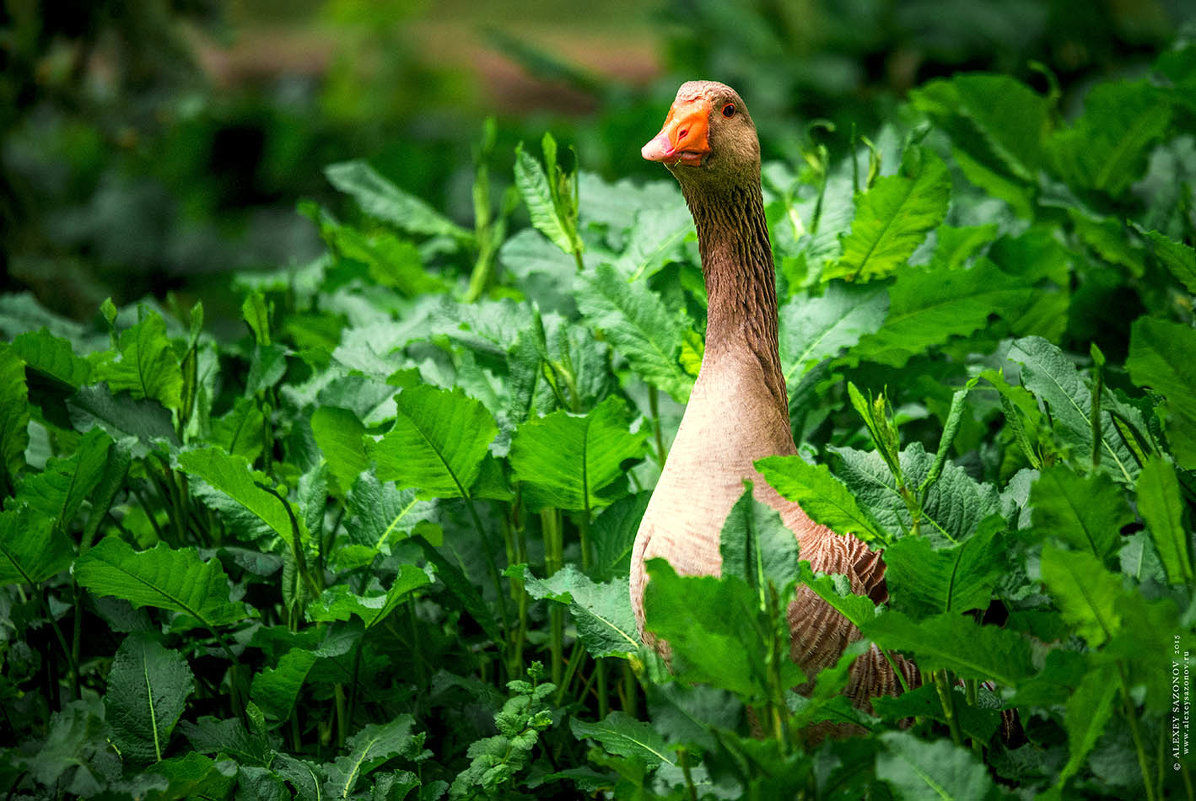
[642,97,712,166]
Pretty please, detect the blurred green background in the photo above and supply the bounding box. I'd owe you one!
[2,0,1191,323]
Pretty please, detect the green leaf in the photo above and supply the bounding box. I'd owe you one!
[250,648,318,721]
[757,455,889,543]
[883,521,1004,618]
[509,395,646,513]
[370,385,498,499]
[514,138,580,256]
[591,491,649,581]
[861,610,1032,686]
[0,505,73,586]
[324,716,427,799]
[1047,81,1172,198]
[519,565,638,657]
[17,428,110,531]
[569,712,673,771]
[325,160,472,242]
[0,344,29,486]
[312,406,369,493]
[105,632,195,763]
[75,538,248,628]
[643,560,803,699]
[1136,457,1193,584]
[68,383,180,449]
[308,564,434,628]
[911,74,1049,183]
[324,218,445,297]
[347,473,441,555]
[241,291,271,346]
[208,396,265,461]
[876,730,997,801]
[1126,317,1196,469]
[576,262,693,403]
[98,311,184,412]
[177,447,303,546]
[718,486,801,600]
[778,282,888,383]
[1039,543,1122,647]
[798,563,881,629]
[1009,336,1139,482]
[830,443,1002,545]
[852,258,1032,367]
[1030,466,1132,560]
[1057,664,1119,791]
[1138,226,1196,293]
[11,328,91,387]
[827,148,951,282]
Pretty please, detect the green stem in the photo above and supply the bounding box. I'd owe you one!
[679,747,699,801]
[542,509,564,686]
[596,659,608,720]
[934,670,963,747]
[648,386,667,467]
[1117,662,1157,801]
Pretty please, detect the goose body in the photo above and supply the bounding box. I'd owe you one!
[629,81,918,711]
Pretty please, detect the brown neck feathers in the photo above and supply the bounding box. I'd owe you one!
[682,176,788,416]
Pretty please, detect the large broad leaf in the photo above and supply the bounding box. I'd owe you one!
[852,258,1032,368]
[68,383,180,449]
[0,344,29,486]
[1030,466,1132,561]
[1136,458,1194,585]
[1056,664,1119,792]
[96,311,184,413]
[322,717,426,799]
[1138,226,1196,293]
[575,262,693,403]
[876,730,997,801]
[251,649,318,721]
[105,632,195,763]
[16,428,110,531]
[861,610,1032,686]
[324,160,471,242]
[757,455,889,543]
[369,385,498,499]
[1126,317,1196,469]
[321,217,444,297]
[1039,544,1122,647]
[779,282,888,383]
[643,559,804,699]
[1009,336,1139,482]
[883,521,1004,618]
[519,565,638,657]
[911,74,1049,215]
[1047,81,1172,198]
[718,485,801,600]
[177,447,304,547]
[509,395,646,512]
[570,712,673,771]
[827,147,951,282]
[830,443,1002,545]
[11,328,92,387]
[307,564,434,628]
[310,406,369,493]
[0,505,73,586]
[75,538,248,629]
[346,472,440,555]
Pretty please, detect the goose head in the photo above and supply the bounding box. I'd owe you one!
[641,80,761,189]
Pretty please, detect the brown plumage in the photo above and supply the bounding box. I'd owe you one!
[629,81,920,716]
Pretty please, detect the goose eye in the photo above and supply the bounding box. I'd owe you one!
[722,103,736,118]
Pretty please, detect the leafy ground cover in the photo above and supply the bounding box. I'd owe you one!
[2,32,1196,801]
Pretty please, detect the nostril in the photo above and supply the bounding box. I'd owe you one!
[678,128,688,139]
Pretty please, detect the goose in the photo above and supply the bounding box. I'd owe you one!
[629,80,920,715]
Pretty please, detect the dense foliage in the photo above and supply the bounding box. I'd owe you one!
[3,28,1196,801]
